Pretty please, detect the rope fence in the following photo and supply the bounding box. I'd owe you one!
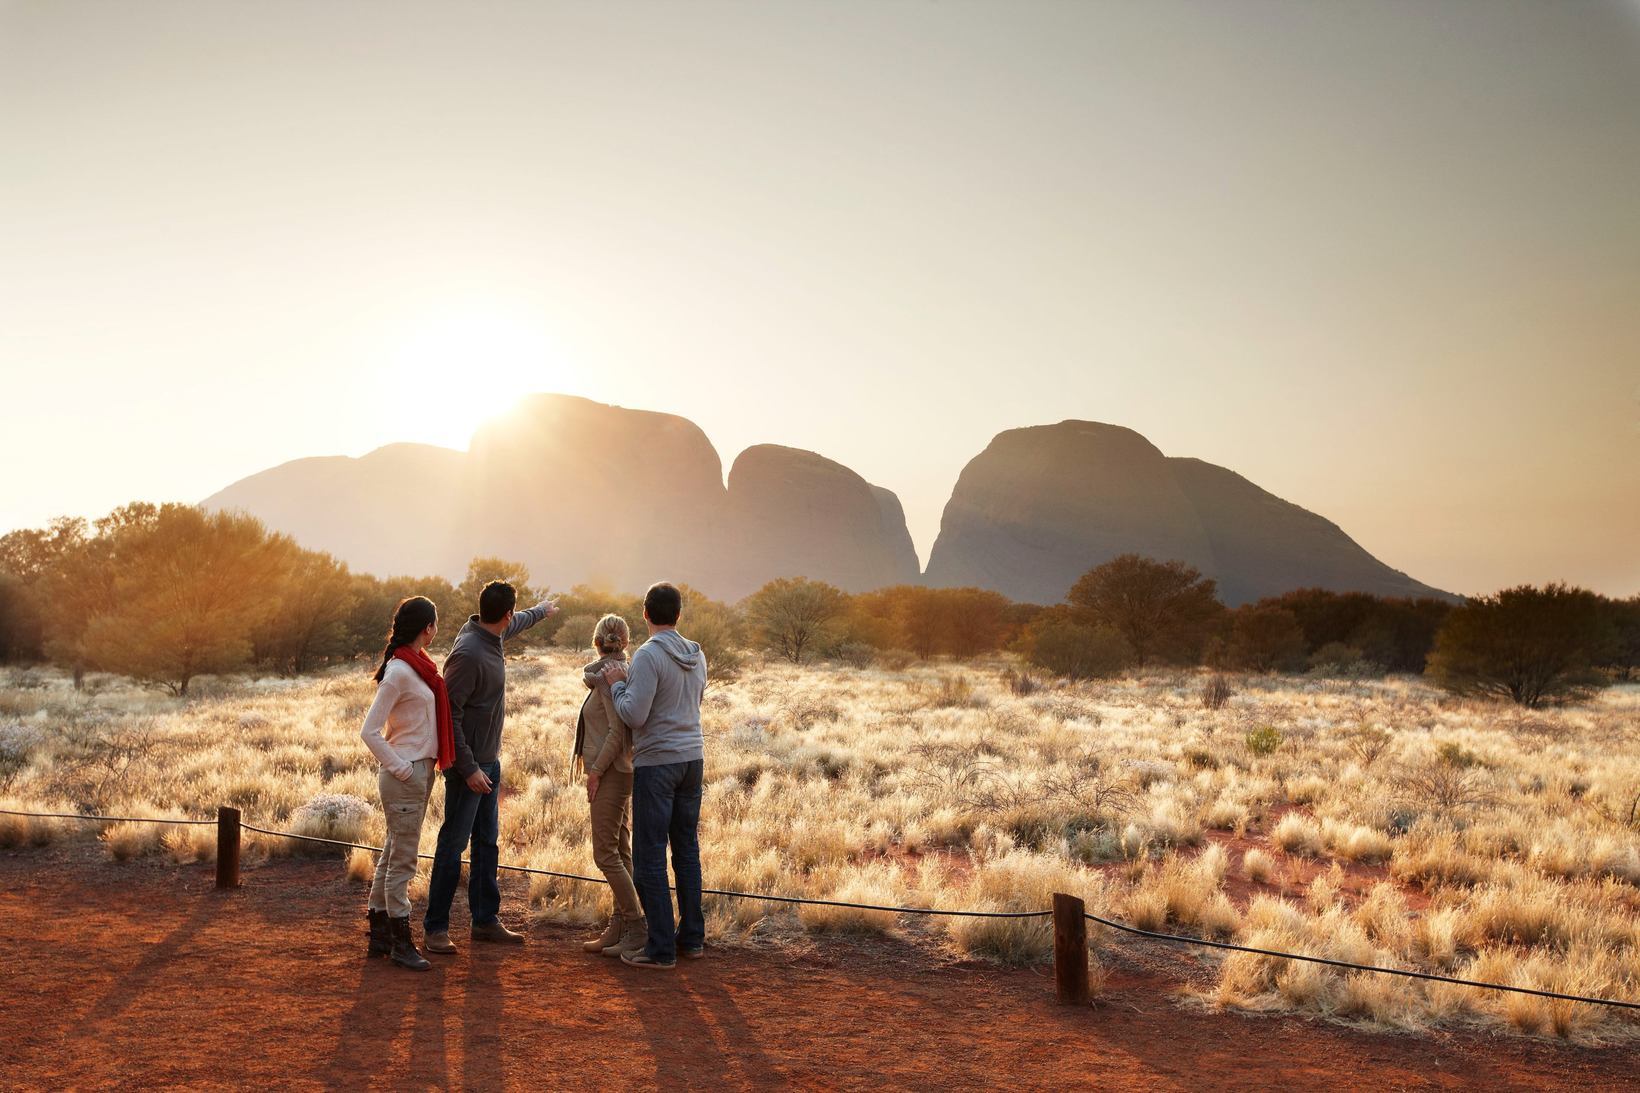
[4,806,1637,1012]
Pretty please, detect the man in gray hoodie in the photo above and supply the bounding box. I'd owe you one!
[602,581,707,969]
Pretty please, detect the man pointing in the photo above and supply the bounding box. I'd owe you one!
[424,579,556,954]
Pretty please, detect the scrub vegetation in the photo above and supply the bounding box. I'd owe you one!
[3,654,1637,1045]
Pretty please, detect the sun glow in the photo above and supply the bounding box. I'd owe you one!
[386,309,573,449]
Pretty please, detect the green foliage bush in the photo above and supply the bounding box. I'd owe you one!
[1427,583,1612,707]
[1245,724,1284,756]
[1018,610,1131,680]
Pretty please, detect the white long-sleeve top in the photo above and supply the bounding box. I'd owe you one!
[360,658,439,780]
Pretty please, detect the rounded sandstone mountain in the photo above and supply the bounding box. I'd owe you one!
[925,420,1447,606]
[712,444,921,600]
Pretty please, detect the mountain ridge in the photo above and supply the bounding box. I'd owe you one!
[202,397,1452,605]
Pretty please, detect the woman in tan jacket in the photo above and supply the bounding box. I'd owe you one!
[576,614,645,955]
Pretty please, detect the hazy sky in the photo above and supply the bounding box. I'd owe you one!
[3,0,1637,597]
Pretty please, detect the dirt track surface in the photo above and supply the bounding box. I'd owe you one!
[3,849,1634,1091]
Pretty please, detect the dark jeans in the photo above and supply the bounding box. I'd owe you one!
[631,759,704,962]
[423,760,502,933]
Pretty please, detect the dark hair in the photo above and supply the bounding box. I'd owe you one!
[644,582,682,627]
[478,580,517,624]
[375,596,437,682]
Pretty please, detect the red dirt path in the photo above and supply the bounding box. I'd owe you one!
[3,848,1633,1091]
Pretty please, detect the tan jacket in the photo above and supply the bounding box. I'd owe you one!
[577,653,634,776]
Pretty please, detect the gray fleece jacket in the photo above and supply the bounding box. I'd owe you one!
[611,628,707,768]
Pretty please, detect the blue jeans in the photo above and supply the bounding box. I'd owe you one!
[423,760,502,933]
[631,759,704,963]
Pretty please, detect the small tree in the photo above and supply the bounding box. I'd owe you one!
[253,547,360,675]
[0,516,97,677]
[1226,604,1307,672]
[1601,596,1640,682]
[1066,554,1225,666]
[82,505,287,695]
[676,585,747,686]
[744,577,848,664]
[1427,583,1613,707]
[0,574,33,663]
[455,556,542,646]
[348,572,460,657]
[1018,609,1131,680]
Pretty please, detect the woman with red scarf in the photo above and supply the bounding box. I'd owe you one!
[359,595,456,970]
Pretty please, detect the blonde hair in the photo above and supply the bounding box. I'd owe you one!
[593,613,630,656]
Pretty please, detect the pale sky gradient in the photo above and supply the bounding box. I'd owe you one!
[2,0,1637,597]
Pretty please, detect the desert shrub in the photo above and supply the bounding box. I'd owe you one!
[100,821,165,861]
[1067,555,1225,666]
[551,613,603,651]
[877,649,915,671]
[1272,812,1323,857]
[1427,583,1612,707]
[1435,741,1482,769]
[1201,674,1234,710]
[945,852,1102,964]
[288,792,372,852]
[830,641,878,669]
[1394,750,1495,818]
[1241,848,1276,882]
[744,578,848,665]
[345,846,376,883]
[797,864,901,935]
[1001,667,1041,696]
[1344,725,1393,768]
[1019,611,1131,680]
[931,674,976,709]
[1183,747,1220,771]
[845,585,1013,659]
[1227,605,1307,672]
[0,721,42,788]
[1245,724,1283,757]
[681,595,747,685]
[1307,642,1378,678]
[1261,588,1452,673]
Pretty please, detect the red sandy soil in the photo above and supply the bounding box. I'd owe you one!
[3,848,1634,1091]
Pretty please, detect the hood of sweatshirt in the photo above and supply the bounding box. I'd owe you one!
[581,651,627,675]
[648,628,702,670]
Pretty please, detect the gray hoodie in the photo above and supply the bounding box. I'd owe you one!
[611,628,707,768]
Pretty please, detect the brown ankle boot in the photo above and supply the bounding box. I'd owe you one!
[367,909,391,958]
[390,916,432,971]
[604,915,646,957]
[583,914,623,954]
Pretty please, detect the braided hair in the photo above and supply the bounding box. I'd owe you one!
[374,596,438,683]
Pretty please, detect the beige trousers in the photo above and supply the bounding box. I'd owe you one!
[589,768,642,919]
[369,758,435,918]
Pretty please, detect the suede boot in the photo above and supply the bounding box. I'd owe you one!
[583,913,623,954]
[604,915,647,957]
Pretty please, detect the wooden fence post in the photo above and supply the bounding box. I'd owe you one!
[1053,892,1089,1005]
[216,806,241,890]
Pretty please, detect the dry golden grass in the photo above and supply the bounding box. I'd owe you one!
[1,658,1637,1042]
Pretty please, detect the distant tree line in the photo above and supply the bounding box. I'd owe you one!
[2,506,1634,708]
[0,504,747,695]
[1005,553,1638,707]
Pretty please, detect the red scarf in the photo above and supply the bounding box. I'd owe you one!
[393,645,455,771]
